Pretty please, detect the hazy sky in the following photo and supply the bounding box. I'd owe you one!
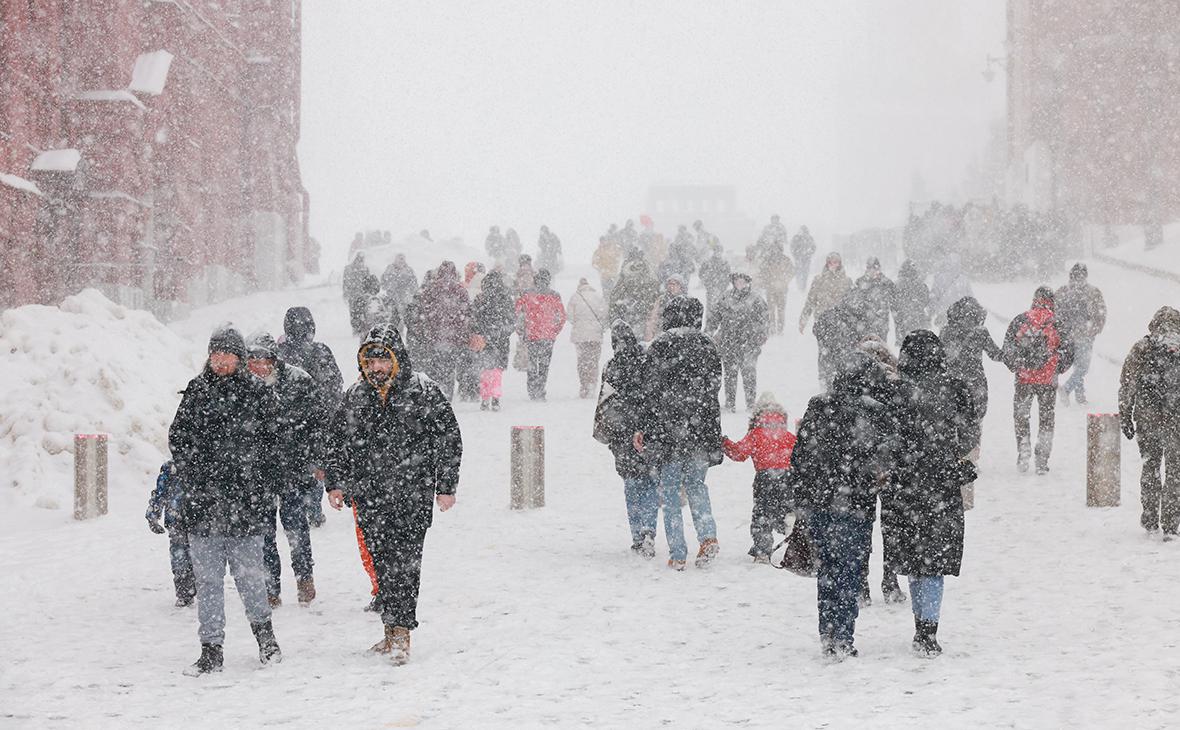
[300,1,1005,266]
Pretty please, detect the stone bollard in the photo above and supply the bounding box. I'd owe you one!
[510,426,545,509]
[1086,413,1121,507]
[74,433,109,520]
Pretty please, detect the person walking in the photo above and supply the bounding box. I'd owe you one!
[470,271,516,411]
[709,273,769,412]
[722,392,796,564]
[788,353,897,661]
[940,296,1002,438]
[381,253,420,327]
[146,461,195,607]
[854,257,897,341]
[646,275,687,341]
[537,225,564,275]
[609,250,660,340]
[594,320,659,557]
[1002,287,1073,474]
[1119,306,1180,537]
[698,246,732,325]
[517,269,566,401]
[592,234,625,295]
[635,297,724,570]
[885,330,979,657]
[245,333,323,608]
[892,260,930,344]
[798,252,852,335]
[567,278,608,398]
[1055,263,1107,405]
[417,261,471,400]
[168,327,283,676]
[791,225,817,291]
[757,242,794,336]
[325,325,462,665]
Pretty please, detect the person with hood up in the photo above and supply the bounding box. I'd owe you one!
[245,333,325,608]
[345,254,378,336]
[381,253,420,321]
[646,274,688,342]
[884,330,979,656]
[168,327,283,676]
[697,246,732,324]
[567,277,609,398]
[635,297,724,570]
[855,257,897,341]
[277,307,343,528]
[537,225,564,275]
[799,252,852,334]
[892,260,930,343]
[470,271,516,411]
[592,234,625,295]
[1002,287,1073,474]
[756,242,795,336]
[789,352,898,661]
[516,269,567,401]
[417,261,471,400]
[940,296,1002,433]
[608,249,660,339]
[594,320,659,557]
[722,392,796,563]
[1055,263,1107,405]
[709,272,770,412]
[813,289,867,387]
[146,461,195,607]
[791,225,817,291]
[325,325,462,665]
[1119,307,1180,537]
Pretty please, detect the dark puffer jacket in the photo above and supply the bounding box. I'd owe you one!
[709,274,769,358]
[883,330,979,577]
[169,334,281,537]
[278,307,344,412]
[596,321,651,479]
[326,325,463,530]
[939,296,1002,419]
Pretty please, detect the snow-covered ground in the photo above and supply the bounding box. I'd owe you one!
[1,261,1178,728]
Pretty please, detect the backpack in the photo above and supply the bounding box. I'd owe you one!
[1012,319,1053,371]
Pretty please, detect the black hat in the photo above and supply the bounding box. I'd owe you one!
[247,332,279,360]
[1034,286,1055,304]
[208,326,246,357]
[362,345,392,360]
[1070,263,1088,281]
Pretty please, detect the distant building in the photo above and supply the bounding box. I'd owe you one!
[0,1,310,313]
[645,184,758,251]
[1006,0,1180,225]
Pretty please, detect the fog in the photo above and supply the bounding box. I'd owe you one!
[301,1,1005,265]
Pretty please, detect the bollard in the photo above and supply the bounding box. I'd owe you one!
[74,433,109,520]
[1086,413,1121,507]
[510,426,545,509]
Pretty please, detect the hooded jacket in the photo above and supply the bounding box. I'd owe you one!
[1119,306,1180,431]
[940,296,1002,418]
[517,273,567,342]
[470,271,517,370]
[723,404,796,472]
[278,307,344,412]
[1002,293,1071,386]
[799,257,852,329]
[418,262,471,350]
[325,325,463,528]
[596,321,652,478]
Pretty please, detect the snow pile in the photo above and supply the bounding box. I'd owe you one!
[0,289,201,511]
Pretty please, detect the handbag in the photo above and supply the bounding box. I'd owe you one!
[774,514,817,577]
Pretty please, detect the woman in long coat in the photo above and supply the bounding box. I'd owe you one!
[469,271,516,410]
[883,329,979,656]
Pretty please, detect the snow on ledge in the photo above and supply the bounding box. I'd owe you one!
[74,89,148,110]
[130,50,174,95]
[0,172,43,196]
[31,149,82,173]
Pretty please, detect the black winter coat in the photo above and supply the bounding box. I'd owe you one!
[855,274,897,340]
[266,361,327,475]
[939,297,1001,419]
[710,285,769,357]
[883,330,979,577]
[471,274,517,371]
[596,322,651,479]
[639,298,723,466]
[326,326,462,531]
[279,307,344,412]
[169,367,281,537]
[893,261,930,341]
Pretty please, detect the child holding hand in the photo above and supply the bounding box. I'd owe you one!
[723,392,797,564]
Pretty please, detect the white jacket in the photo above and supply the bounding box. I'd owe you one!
[567,283,608,343]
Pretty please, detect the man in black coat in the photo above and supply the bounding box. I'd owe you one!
[708,272,769,412]
[854,257,897,341]
[246,333,326,607]
[636,297,724,570]
[884,330,979,656]
[278,306,343,528]
[325,324,462,665]
[789,352,897,661]
[169,327,283,676]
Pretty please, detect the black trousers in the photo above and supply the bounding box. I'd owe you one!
[722,350,758,410]
[357,509,427,630]
[1139,424,1180,533]
[750,470,787,557]
[1014,382,1056,467]
[527,340,555,400]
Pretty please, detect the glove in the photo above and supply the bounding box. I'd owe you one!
[1121,416,1135,441]
[147,516,166,535]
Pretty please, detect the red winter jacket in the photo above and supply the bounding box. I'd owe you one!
[1007,300,1062,385]
[723,411,796,471]
[517,289,567,341]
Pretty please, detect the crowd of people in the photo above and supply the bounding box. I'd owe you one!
[149,214,1179,673]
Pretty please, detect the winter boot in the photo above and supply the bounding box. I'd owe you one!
[694,538,720,568]
[630,533,656,560]
[297,577,316,606]
[882,573,907,604]
[174,595,194,608]
[251,620,283,665]
[371,625,412,664]
[183,643,223,677]
[667,559,687,571]
[491,398,501,411]
[912,618,942,657]
[752,554,771,565]
[268,593,282,609]
[821,637,858,663]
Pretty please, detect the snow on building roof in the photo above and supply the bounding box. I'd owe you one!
[31,149,82,173]
[74,89,148,110]
[0,172,43,196]
[130,50,174,95]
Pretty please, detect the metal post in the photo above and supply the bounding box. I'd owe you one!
[510,426,545,509]
[73,433,109,520]
[1087,414,1121,507]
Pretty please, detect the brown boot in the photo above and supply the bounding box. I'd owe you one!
[268,594,282,609]
[370,624,396,654]
[389,626,411,666]
[296,577,316,606]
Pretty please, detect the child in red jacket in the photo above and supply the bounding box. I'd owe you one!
[723,392,797,563]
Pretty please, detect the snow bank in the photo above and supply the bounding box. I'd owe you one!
[0,289,201,512]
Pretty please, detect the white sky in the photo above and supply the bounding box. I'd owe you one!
[300,1,1006,266]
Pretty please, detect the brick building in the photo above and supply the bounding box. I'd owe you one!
[1006,0,1180,225]
[0,1,311,312]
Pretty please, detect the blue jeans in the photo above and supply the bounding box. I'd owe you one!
[623,472,659,544]
[807,509,871,647]
[263,486,314,596]
[189,535,271,645]
[909,575,945,622]
[657,457,717,561]
[1063,337,1093,396]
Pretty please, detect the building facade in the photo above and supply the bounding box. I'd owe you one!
[0,1,311,312]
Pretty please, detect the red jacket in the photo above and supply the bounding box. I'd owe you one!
[1011,301,1062,385]
[723,411,796,471]
[517,289,567,341]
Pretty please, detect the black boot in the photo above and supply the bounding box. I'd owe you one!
[183,643,223,676]
[912,618,942,656]
[251,620,283,665]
